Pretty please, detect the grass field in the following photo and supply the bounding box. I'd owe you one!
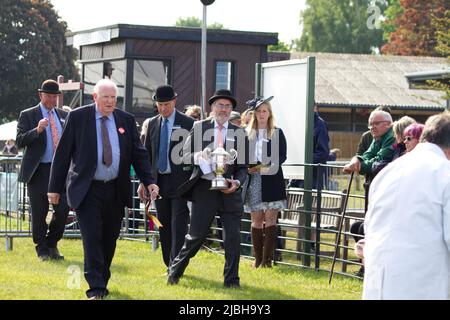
[0,237,362,300]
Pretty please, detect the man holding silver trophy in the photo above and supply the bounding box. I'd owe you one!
[168,89,248,288]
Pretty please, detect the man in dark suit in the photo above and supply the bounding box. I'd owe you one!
[16,79,69,261]
[167,89,248,288]
[47,79,159,300]
[137,85,194,269]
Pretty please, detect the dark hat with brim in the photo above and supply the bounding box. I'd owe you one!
[208,89,237,109]
[229,111,241,121]
[38,79,61,94]
[152,85,178,102]
[253,96,274,110]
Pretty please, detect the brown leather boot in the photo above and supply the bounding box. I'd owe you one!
[251,227,264,268]
[262,225,277,267]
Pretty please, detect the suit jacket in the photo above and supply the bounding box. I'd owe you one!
[16,104,68,183]
[144,110,194,190]
[48,104,155,209]
[178,118,248,212]
[247,127,287,202]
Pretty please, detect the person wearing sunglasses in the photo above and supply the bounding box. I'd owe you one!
[403,123,425,153]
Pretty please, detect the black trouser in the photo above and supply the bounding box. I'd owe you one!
[76,180,124,298]
[27,163,69,256]
[350,221,365,243]
[168,180,241,286]
[156,173,191,267]
[155,194,190,268]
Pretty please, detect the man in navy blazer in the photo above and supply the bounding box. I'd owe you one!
[48,79,159,300]
[16,79,69,261]
[138,85,194,269]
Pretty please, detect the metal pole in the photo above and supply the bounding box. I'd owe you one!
[57,74,64,108]
[255,63,262,98]
[329,172,354,284]
[201,4,207,119]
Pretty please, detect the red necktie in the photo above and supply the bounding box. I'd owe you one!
[48,110,59,153]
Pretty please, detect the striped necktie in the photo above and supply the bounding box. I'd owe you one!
[48,110,59,153]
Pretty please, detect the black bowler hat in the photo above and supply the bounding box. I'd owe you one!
[208,89,237,109]
[152,85,178,102]
[38,79,61,94]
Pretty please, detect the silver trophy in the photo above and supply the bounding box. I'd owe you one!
[203,147,238,190]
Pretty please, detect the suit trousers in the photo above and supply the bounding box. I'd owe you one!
[155,174,190,267]
[168,179,241,285]
[75,179,124,297]
[27,163,69,255]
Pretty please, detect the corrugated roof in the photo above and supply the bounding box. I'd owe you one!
[292,52,448,110]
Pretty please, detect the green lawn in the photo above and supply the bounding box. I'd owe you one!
[0,237,362,300]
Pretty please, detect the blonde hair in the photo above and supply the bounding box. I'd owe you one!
[185,105,202,120]
[246,102,276,139]
[240,109,253,127]
[393,116,416,140]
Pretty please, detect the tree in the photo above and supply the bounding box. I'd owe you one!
[381,0,403,42]
[268,41,291,52]
[0,0,78,122]
[426,10,449,100]
[175,16,224,29]
[293,0,385,54]
[381,0,449,56]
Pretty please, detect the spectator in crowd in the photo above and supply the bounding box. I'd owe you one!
[392,116,416,157]
[229,111,242,127]
[137,85,194,269]
[241,109,254,128]
[363,112,450,300]
[243,96,287,268]
[16,79,69,261]
[290,106,330,189]
[48,79,159,300]
[2,139,18,155]
[167,89,247,288]
[403,123,425,153]
[344,109,395,190]
[356,106,392,156]
[371,116,416,175]
[184,105,202,121]
[344,109,395,277]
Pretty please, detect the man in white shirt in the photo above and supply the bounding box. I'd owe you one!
[363,112,450,300]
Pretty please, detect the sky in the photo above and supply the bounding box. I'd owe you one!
[49,0,306,44]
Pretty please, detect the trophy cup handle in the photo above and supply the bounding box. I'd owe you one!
[202,147,212,160]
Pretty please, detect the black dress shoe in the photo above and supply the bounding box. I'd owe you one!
[38,254,50,261]
[167,275,179,285]
[224,282,240,289]
[87,288,108,300]
[49,248,64,260]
